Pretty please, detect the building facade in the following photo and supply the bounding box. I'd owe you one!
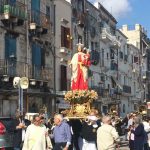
[0,0,55,117]
[120,24,150,113]
[0,0,149,117]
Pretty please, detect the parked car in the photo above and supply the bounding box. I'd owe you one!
[0,118,14,150]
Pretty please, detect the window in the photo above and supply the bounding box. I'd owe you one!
[134,82,136,96]
[123,104,126,113]
[31,0,40,24]
[107,53,109,59]
[5,34,17,59]
[46,6,50,17]
[32,43,42,66]
[91,42,94,50]
[124,76,126,85]
[134,56,138,63]
[60,65,67,91]
[32,43,42,78]
[61,26,70,49]
[102,49,104,67]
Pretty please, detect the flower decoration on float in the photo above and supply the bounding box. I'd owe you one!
[64,90,98,104]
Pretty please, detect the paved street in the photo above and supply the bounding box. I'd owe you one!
[119,141,129,150]
[119,136,129,150]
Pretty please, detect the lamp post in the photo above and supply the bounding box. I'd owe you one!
[13,77,29,115]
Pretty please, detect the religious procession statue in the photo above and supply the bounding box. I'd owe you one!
[63,42,98,118]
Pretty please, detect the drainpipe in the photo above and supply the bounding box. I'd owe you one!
[25,0,29,112]
[53,4,56,112]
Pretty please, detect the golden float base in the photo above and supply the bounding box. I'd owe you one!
[61,102,91,118]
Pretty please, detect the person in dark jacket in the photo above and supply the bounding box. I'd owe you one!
[134,116,145,150]
[12,113,24,150]
[12,112,31,150]
[80,115,99,150]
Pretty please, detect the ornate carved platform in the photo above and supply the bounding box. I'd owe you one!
[62,90,98,118]
[61,102,91,118]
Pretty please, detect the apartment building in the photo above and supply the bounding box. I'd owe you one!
[0,0,55,117]
[53,0,72,111]
[1,0,147,117]
[53,0,141,115]
[120,24,150,110]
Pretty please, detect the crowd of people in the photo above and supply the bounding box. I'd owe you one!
[2,111,150,150]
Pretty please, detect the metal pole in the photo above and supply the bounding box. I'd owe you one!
[25,0,29,113]
[18,86,21,112]
[21,88,23,115]
[19,85,23,115]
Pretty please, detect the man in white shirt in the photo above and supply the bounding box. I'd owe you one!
[22,114,52,150]
[97,116,120,150]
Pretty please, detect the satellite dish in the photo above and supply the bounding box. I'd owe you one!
[13,77,21,88]
[20,77,29,89]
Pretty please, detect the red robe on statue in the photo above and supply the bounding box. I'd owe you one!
[71,51,90,90]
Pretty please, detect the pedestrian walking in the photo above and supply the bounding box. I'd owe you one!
[53,114,72,150]
[128,125,135,150]
[80,115,98,150]
[12,112,26,150]
[97,116,120,150]
[142,116,150,150]
[22,114,51,150]
[133,116,145,150]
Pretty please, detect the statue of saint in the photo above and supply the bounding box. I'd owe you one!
[70,43,91,90]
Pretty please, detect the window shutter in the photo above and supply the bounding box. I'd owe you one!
[32,43,41,66]
[5,35,16,59]
[31,0,40,11]
[61,26,65,47]
[66,27,70,49]
[60,65,67,91]
[31,0,40,24]
[9,37,16,57]
[5,35,10,59]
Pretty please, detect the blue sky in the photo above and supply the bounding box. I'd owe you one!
[89,0,150,37]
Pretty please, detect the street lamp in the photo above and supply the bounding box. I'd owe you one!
[13,77,29,115]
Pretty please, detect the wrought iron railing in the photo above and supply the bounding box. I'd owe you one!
[0,59,52,81]
[123,85,131,94]
[101,28,121,47]
[90,86,104,96]
[29,10,50,29]
[0,0,26,19]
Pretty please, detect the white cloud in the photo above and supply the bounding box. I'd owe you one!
[90,0,132,19]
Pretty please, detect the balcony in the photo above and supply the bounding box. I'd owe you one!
[123,85,131,94]
[77,12,85,28]
[101,28,121,47]
[29,10,50,34]
[0,0,26,25]
[142,71,150,80]
[110,62,118,71]
[30,65,52,81]
[110,38,121,48]
[90,86,104,96]
[0,59,52,81]
[91,50,100,65]
[109,88,122,96]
